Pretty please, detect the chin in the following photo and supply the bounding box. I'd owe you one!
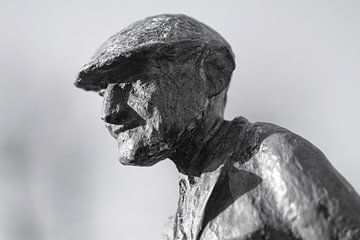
[118,155,161,166]
[115,125,174,166]
[117,139,170,167]
[117,151,164,166]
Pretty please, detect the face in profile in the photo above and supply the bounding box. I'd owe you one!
[99,56,207,166]
[75,14,236,166]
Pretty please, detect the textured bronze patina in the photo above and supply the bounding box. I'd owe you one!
[75,14,360,240]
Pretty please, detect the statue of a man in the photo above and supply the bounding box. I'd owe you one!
[75,14,360,240]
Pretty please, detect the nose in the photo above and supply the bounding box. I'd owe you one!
[101,83,142,126]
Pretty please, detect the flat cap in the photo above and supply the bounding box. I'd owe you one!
[75,14,234,91]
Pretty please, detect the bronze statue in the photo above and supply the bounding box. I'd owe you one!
[75,14,360,240]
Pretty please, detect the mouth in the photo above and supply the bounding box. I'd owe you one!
[106,123,140,138]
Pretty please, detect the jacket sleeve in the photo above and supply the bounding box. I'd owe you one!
[256,130,360,240]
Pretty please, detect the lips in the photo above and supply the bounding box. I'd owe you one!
[106,123,140,138]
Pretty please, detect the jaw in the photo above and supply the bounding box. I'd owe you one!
[118,151,168,166]
[115,127,174,166]
[117,143,171,166]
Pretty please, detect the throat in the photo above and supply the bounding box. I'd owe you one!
[171,118,231,176]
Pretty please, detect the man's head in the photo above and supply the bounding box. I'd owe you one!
[75,14,235,166]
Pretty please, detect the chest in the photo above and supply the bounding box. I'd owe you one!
[174,166,264,240]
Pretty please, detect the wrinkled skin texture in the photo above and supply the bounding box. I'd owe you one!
[100,54,208,165]
[75,14,360,240]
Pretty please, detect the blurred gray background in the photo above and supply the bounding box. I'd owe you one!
[1,0,359,239]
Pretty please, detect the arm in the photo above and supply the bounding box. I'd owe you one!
[257,131,360,240]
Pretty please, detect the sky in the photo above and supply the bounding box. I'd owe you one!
[1,1,359,239]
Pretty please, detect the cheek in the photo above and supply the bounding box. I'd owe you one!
[161,84,206,130]
[126,78,206,138]
[127,80,156,119]
[126,80,167,135]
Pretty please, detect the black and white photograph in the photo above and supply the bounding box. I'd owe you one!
[1,1,360,239]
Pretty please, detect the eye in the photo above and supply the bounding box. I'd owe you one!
[98,89,106,97]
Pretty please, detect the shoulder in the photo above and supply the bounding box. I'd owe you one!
[244,121,292,148]
[239,120,331,176]
[231,119,360,237]
[233,119,319,159]
[230,118,307,161]
[246,121,329,170]
[229,118,343,195]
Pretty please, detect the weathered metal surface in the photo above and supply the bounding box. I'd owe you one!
[75,14,360,240]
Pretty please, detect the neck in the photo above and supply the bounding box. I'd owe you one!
[173,118,229,175]
[170,90,233,176]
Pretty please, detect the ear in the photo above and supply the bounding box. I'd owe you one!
[202,46,235,97]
